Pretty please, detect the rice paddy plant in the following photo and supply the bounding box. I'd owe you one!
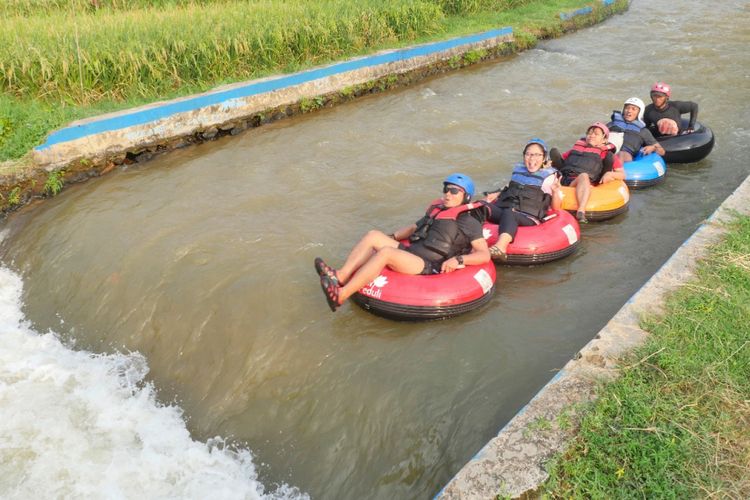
[0,0,446,103]
[434,0,534,15]
[3,0,230,17]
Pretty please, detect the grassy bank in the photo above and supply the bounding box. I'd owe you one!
[542,216,750,498]
[0,0,623,162]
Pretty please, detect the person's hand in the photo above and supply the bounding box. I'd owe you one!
[600,172,617,184]
[441,257,461,273]
[485,192,499,203]
[550,175,561,191]
[642,145,656,155]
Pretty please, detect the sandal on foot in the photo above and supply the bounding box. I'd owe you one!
[314,257,340,286]
[576,211,588,224]
[489,245,507,262]
[319,275,340,312]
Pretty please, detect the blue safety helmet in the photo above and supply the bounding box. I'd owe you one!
[443,173,475,200]
[524,137,548,160]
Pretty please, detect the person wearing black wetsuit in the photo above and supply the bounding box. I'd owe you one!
[643,82,698,137]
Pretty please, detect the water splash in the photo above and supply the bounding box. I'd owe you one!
[0,267,307,500]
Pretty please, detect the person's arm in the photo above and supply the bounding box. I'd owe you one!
[441,217,490,272]
[463,238,491,265]
[550,181,563,210]
[643,104,655,128]
[390,223,418,241]
[600,154,625,183]
[541,172,563,210]
[639,129,666,156]
[484,189,503,203]
[676,100,699,132]
[441,237,490,272]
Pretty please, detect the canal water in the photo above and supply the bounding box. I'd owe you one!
[1,0,749,498]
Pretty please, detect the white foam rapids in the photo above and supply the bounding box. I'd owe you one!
[0,267,307,500]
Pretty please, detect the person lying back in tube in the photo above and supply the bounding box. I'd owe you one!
[314,173,490,312]
[483,138,563,261]
[549,122,625,223]
[643,81,699,137]
[607,97,666,163]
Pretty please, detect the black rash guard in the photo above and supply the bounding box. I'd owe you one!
[643,100,699,135]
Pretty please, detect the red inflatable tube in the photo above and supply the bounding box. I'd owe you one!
[484,209,580,265]
[352,261,496,321]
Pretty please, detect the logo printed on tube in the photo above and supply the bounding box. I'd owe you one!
[561,224,578,244]
[473,269,494,294]
[483,227,493,240]
[653,161,665,176]
[619,185,630,202]
[360,275,388,299]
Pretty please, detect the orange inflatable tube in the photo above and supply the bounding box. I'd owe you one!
[560,179,630,221]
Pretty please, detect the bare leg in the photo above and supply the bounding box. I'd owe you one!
[570,174,592,217]
[617,151,634,163]
[339,247,425,303]
[496,233,513,253]
[337,230,399,284]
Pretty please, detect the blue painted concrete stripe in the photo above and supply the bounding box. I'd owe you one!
[36,27,512,151]
[560,6,593,20]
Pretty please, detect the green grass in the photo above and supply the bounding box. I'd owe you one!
[542,215,750,498]
[0,0,622,161]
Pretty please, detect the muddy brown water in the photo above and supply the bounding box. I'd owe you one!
[2,0,749,498]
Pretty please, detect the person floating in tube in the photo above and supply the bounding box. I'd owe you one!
[483,138,563,261]
[643,81,699,137]
[549,122,624,223]
[607,97,665,162]
[314,173,490,312]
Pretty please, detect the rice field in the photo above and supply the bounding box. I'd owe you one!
[0,0,607,161]
[2,1,456,103]
[1,0,534,104]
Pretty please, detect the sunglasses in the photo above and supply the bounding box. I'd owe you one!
[443,185,464,195]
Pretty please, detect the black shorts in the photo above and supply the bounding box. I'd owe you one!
[561,175,576,186]
[398,243,441,275]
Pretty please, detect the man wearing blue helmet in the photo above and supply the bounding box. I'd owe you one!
[314,173,490,312]
[484,138,562,260]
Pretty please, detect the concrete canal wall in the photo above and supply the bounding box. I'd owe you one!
[0,0,627,214]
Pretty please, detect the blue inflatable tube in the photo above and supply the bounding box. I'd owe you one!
[623,152,667,189]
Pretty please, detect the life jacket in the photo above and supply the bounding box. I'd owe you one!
[560,139,614,184]
[608,111,645,133]
[409,200,486,259]
[495,164,556,219]
[609,111,648,154]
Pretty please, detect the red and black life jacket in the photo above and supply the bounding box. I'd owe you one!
[409,200,487,259]
[560,139,615,183]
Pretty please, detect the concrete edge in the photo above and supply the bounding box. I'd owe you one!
[30,28,514,168]
[437,174,750,499]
